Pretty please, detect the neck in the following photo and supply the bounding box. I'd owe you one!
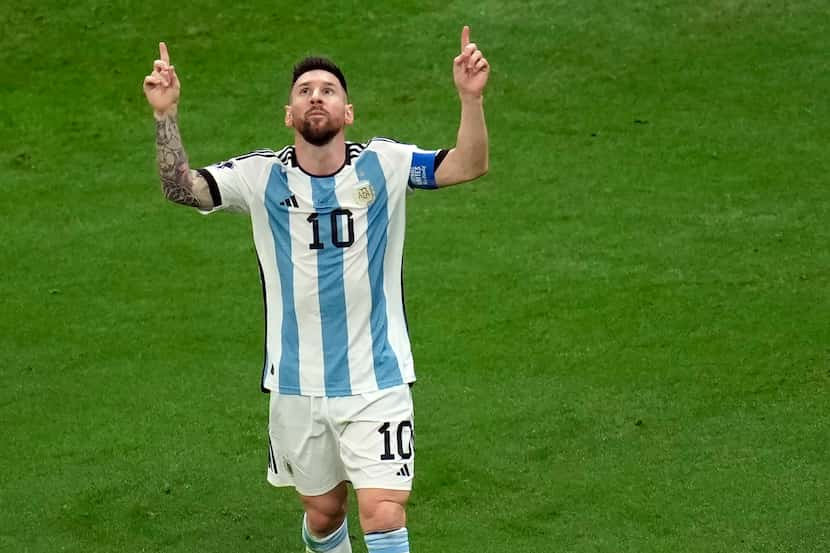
[293,133,347,176]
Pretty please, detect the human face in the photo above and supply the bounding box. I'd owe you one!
[285,70,353,146]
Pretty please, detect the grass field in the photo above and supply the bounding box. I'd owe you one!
[2,1,828,552]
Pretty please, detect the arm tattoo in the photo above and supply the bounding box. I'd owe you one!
[155,114,201,207]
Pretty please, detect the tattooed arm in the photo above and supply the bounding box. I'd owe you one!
[154,113,213,208]
[143,41,214,209]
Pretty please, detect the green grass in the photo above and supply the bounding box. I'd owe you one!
[2,1,828,552]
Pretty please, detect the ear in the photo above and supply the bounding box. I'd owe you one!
[284,106,293,128]
[344,103,354,126]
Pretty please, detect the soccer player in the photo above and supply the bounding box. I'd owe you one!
[142,26,489,553]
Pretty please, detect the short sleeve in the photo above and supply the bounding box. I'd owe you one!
[196,158,252,214]
[408,148,449,190]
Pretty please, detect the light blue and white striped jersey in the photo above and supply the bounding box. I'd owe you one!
[197,138,446,397]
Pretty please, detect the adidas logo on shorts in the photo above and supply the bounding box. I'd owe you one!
[395,464,411,477]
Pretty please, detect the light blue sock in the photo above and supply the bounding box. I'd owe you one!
[302,514,351,553]
[364,527,410,553]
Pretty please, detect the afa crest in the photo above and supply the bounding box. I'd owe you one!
[354,181,376,206]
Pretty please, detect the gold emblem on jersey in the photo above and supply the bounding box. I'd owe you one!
[355,181,376,206]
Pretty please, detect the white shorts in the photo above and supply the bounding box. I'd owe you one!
[267,384,415,496]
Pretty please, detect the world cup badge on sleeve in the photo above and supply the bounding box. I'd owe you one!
[354,181,376,207]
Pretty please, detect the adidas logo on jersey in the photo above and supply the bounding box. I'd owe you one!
[279,194,299,208]
[395,464,411,477]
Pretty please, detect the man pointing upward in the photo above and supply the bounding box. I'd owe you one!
[143,26,489,553]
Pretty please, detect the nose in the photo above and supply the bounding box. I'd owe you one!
[310,88,323,103]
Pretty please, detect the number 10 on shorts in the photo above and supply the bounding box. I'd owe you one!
[378,421,413,461]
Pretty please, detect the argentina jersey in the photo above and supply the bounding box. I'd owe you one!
[197,138,447,397]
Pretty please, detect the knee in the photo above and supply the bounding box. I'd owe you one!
[305,507,346,537]
[302,486,348,537]
[359,498,407,534]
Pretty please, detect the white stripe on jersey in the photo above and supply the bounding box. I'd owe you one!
[332,171,376,394]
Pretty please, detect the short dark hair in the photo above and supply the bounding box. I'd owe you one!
[291,56,348,94]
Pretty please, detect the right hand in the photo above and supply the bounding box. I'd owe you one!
[143,42,180,117]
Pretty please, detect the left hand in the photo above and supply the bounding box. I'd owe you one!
[453,25,490,99]
[143,42,181,117]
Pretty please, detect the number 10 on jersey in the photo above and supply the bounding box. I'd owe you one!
[307,209,355,250]
[378,421,413,461]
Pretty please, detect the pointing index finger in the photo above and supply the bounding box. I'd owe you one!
[461,25,470,50]
[159,42,170,64]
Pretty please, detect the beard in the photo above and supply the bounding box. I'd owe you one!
[298,117,341,146]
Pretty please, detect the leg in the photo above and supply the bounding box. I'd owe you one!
[301,481,349,537]
[335,386,415,552]
[357,488,411,553]
[267,393,351,552]
[300,481,352,553]
[355,488,408,533]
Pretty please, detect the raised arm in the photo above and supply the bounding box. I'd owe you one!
[434,26,490,187]
[143,42,214,209]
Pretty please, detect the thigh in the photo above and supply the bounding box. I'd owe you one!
[336,385,415,491]
[267,392,348,496]
[301,481,349,514]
